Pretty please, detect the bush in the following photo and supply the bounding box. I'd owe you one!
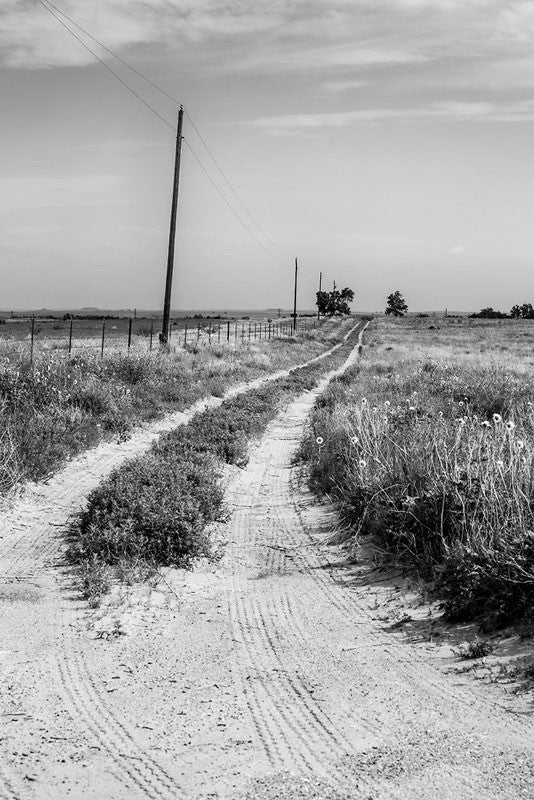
[300,356,534,625]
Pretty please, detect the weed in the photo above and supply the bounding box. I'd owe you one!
[453,638,495,660]
[299,316,534,626]
[67,322,364,601]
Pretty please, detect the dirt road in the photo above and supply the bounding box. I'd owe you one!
[1,327,533,799]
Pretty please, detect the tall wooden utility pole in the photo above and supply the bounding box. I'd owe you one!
[317,270,322,321]
[292,257,298,332]
[161,105,184,346]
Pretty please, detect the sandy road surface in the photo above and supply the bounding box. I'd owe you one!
[1,323,534,799]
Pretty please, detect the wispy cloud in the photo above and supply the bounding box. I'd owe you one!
[320,79,368,93]
[247,99,534,132]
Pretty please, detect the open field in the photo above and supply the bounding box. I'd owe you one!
[0,314,316,360]
[0,317,349,495]
[300,315,534,632]
[2,319,534,800]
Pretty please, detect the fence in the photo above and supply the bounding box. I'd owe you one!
[0,316,321,362]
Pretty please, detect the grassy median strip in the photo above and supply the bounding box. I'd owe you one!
[299,316,534,629]
[0,320,348,494]
[67,323,363,605]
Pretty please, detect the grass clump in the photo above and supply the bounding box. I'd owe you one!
[300,317,534,627]
[0,318,352,494]
[68,322,364,603]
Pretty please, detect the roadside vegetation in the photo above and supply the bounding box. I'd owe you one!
[0,320,349,495]
[66,323,364,606]
[300,316,534,628]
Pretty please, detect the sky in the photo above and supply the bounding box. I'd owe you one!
[3,0,534,312]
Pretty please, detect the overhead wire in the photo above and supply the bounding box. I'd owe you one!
[34,0,294,265]
[34,0,175,131]
[183,138,291,270]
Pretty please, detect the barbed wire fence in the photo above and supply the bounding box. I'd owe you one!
[0,316,323,363]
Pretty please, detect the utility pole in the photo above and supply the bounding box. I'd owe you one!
[317,270,322,321]
[333,280,336,292]
[161,105,184,346]
[292,257,298,332]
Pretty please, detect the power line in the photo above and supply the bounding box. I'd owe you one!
[35,0,293,261]
[36,0,183,107]
[183,138,291,270]
[34,0,294,271]
[34,0,175,131]
[184,111,293,259]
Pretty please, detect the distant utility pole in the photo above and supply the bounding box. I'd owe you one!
[333,280,336,292]
[292,257,298,332]
[317,271,322,321]
[161,105,184,346]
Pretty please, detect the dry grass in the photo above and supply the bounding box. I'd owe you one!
[300,316,534,627]
[0,318,351,494]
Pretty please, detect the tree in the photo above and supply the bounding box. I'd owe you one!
[510,304,522,319]
[316,287,355,316]
[385,290,408,317]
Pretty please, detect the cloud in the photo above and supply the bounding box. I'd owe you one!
[3,0,534,101]
[247,99,534,131]
[0,174,122,211]
[449,244,465,255]
[320,79,368,93]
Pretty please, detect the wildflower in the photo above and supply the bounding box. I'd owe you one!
[438,411,443,418]
[459,401,464,407]
[481,420,490,428]
[473,415,478,422]
[409,406,416,412]
[384,400,391,407]
[358,459,367,468]
[350,436,359,445]
[516,440,525,450]
[496,460,504,469]
[493,413,502,423]
[361,398,368,405]
[316,436,324,445]
[505,420,515,431]
[372,406,378,413]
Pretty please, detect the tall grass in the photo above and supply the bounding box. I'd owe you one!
[67,324,364,604]
[0,319,350,494]
[301,318,534,626]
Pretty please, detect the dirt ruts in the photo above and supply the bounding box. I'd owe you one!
[1,321,533,799]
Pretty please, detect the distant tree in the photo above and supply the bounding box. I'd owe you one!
[510,303,534,319]
[469,307,507,319]
[385,290,408,317]
[510,304,522,319]
[316,287,355,316]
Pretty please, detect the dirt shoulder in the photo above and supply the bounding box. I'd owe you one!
[1,324,533,799]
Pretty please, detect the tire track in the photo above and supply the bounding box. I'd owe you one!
[222,320,533,798]
[0,324,361,800]
[56,652,182,799]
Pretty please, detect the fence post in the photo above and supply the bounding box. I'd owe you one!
[241,324,245,343]
[197,322,201,340]
[101,318,106,358]
[227,320,231,342]
[248,322,251,341]
[30,316,35,363]
[149,322,154,351]
[184,322,188,346]
[268,322,271,339]
[208,324,212,345]
[234,322,237,344]
[218,324,221,343]
[68,319,73,355]
[128,317,133,351]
